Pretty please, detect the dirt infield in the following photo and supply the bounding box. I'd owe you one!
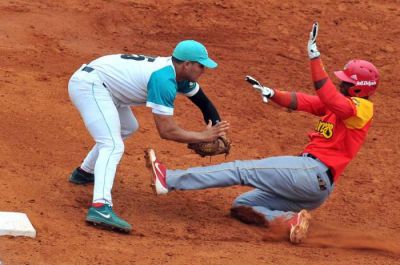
[1,0,399,264]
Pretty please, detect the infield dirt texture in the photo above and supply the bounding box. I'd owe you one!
[0,0,400,264]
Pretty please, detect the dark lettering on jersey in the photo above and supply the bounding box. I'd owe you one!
[315,120,334,139]
[121,54,155,62]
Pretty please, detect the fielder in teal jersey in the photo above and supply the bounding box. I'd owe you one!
[68,40,230,232]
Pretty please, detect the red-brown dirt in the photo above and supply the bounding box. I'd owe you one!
[1,0,400,264]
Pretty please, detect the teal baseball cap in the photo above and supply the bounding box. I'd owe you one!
[172,40,217,68]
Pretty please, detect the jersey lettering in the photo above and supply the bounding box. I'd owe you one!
[121,54,155,62]
[315,120,334,139]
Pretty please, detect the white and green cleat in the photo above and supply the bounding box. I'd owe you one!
[86,205,132,233]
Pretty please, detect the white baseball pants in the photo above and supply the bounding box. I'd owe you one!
[68,65,138,205]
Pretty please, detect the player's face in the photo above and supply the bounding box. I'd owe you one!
[185,62,205,82]
[339,81,354,96]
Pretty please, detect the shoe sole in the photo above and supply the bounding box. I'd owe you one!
[86,216,131,233]
[144,149,153,169]
[289,210,311,244]
[144,149,159,195]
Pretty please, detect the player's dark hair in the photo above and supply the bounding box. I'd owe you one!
[172,56,185,64]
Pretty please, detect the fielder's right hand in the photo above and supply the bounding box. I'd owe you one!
[200,120,230,142]
[308,22,320,59]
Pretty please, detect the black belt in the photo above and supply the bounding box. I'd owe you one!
[82,66,95,73]
[303,153,334,185]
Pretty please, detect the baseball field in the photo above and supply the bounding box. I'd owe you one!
[1,0,399,264]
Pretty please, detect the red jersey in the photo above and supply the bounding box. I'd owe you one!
[296,77,373,182]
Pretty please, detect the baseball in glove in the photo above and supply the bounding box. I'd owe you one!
[187,136,231,157]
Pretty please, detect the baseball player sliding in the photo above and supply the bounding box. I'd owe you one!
[68,40,229,232]
[146,22,380,244]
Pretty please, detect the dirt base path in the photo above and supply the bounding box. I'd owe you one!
[1,0,399,264]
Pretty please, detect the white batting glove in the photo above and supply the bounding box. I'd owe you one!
[308,22,320,59]
[253,84,275,103]
[245,75,274,103]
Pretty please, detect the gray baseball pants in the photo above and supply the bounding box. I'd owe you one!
[166,155,334,221]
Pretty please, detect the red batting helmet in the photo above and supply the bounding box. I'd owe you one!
[334,60,379,97]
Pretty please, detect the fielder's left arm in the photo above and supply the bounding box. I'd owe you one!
[188,87,221,125]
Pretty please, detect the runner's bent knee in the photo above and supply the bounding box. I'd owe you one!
[232,195,254,207]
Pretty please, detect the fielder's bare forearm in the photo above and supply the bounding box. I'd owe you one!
[153,113,208,143]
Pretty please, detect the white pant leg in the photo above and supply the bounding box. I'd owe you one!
[80,145,99,174]
[68,68,124,205]
[79,106,138,173]
[118,106,139,140]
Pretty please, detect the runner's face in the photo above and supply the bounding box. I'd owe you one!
[339,81,354,96]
